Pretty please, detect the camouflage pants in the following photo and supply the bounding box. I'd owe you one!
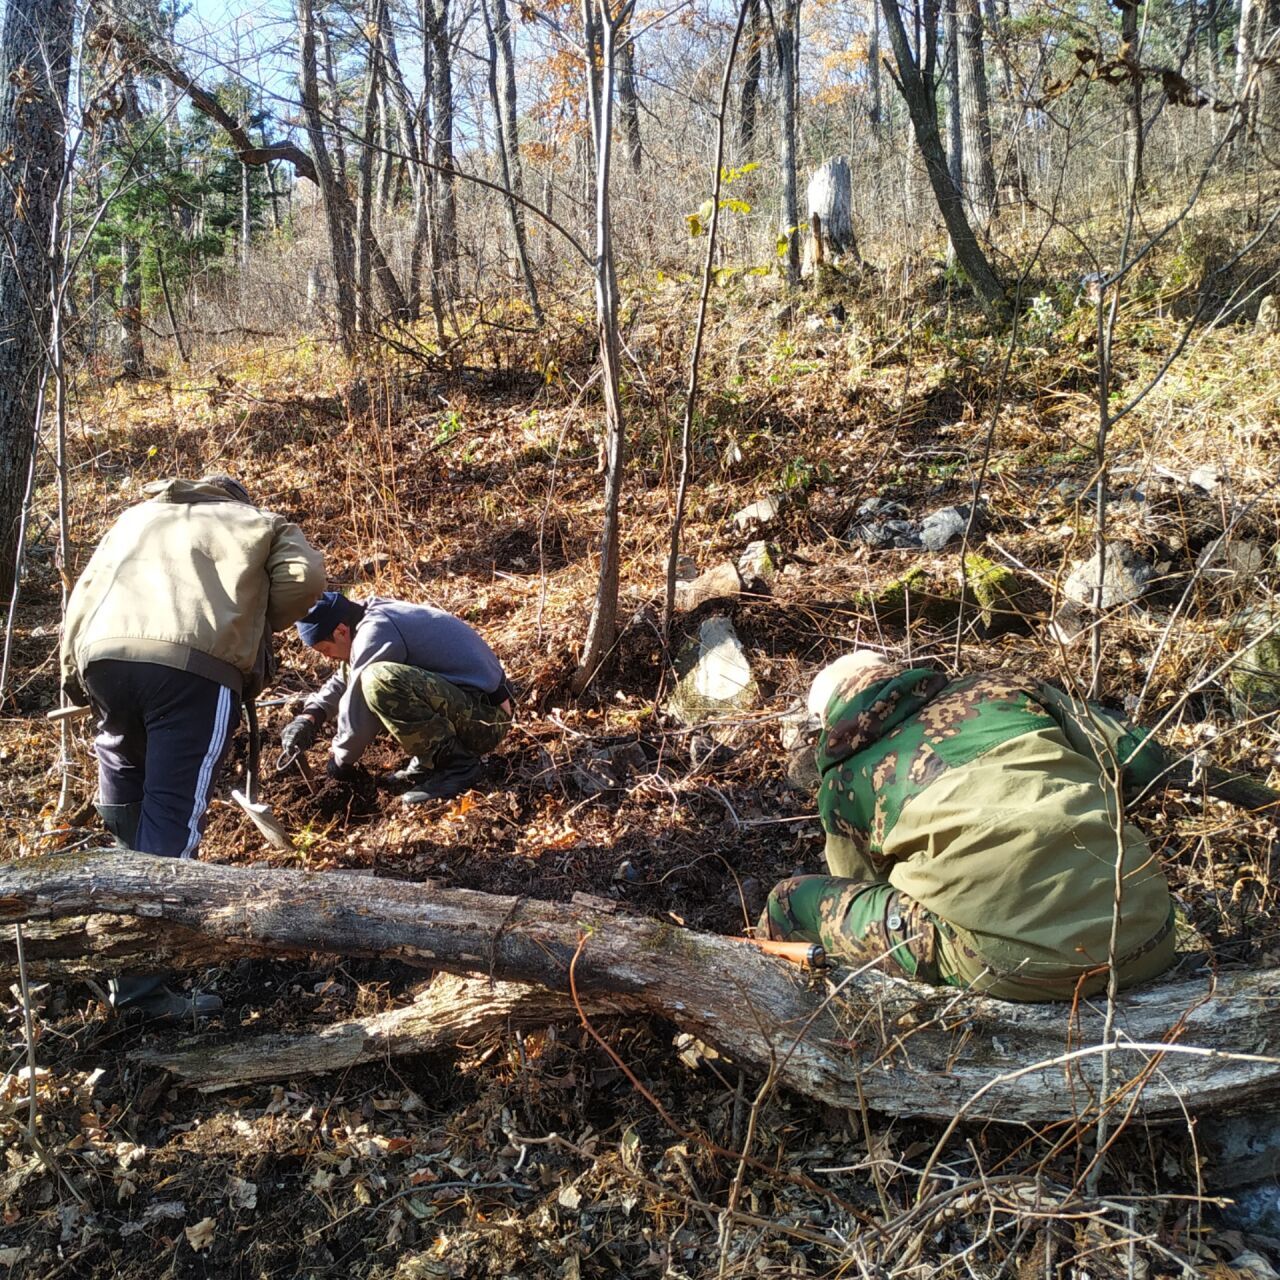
[759,875,961,985]
[361,662,511,766]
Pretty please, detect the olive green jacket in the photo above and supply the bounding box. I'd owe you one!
[62,479,325,696]
[816,665,1172,990]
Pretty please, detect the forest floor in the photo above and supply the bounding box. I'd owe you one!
[4,203,1280,1278]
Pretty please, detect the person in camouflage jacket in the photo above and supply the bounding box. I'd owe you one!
[760,652,1176,1001]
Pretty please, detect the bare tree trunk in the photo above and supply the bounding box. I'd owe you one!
[8,852,1280,1124]
[944,0,962,192]
[776,0,802,286]
[117,78,146,378]
[424,0,458,295]
[356,1,380,332]
[868,1,882,126]
[481,0,542,322]
[958,0,996,216]
[877,0,1007,316]
[377,74,396,210]
[156,249,188,364]
[618,24,642,173]
[572,0,633,694]
[240,160,252,271]
[737,0,763,159]
[318,12,347,181]
[1119,0,1144,192]
[300,0,359,353]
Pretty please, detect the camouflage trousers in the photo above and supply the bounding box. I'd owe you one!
[361,662,512,766]
[760,875,959,985]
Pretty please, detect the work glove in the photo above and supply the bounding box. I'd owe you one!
[326,756,359,782]
[281,715,319,757]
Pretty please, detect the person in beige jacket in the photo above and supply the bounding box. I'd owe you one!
[60,475,324,1021]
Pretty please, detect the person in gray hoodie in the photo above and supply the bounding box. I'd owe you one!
[282,591,513,803]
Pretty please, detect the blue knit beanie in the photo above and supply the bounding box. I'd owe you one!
[296,591,349,646]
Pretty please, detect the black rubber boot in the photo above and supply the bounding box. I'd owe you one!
[95,801,143,849]
[401,750,484,804]
[109,976,222,1025]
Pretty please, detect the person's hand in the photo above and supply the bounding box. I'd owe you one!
[281,715,318,757]
[326,756,359,782]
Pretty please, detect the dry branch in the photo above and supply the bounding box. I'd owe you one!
[2,852,1279,1123]
[136,972,637,1090]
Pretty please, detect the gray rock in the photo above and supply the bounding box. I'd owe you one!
[1224,605,1280,715]
[1063,541,1156,607]
[920,504,977,553]
[737,540,780,587]
[1259,294,1280,334]
[1219,1184,1280,1238]
[785,744,820,793]
[1047,601,1091,646]
[674,561,741,612]
[674,554,698,582]
[1201,1113,1280,1189]
[1189,464,1225,493]
[779,702,819,752]
[666,616,761,725]
[732,495,782,532]
[1197,536,1264,577]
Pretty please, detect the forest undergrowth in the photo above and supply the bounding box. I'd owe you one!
[3,193,1280,1279]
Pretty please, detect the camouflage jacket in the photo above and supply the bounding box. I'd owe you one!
[816,665,1165,861]
[815,664,1172,982]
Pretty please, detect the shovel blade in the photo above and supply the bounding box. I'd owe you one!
[230,789,295,851]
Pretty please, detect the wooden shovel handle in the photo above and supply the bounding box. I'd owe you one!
[737,937,827,969]
[46,704,92,722]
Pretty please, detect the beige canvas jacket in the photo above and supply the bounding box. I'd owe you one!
[61,479,325,695]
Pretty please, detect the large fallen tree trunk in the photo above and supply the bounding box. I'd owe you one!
[3,852,1279,1124]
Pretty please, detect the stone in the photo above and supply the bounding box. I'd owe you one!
[920,504,977,553]
[1197,536,1264,577]
[1063,541,1156,607]
[737,540,779,587]
[846,498,921,549]
[779,702,819,752]
[1258,294,1280,333]
[665,616,761,725]
[732,496,781,532]
[673,561,741,612]
[962,553,1029,638]
[1047,601,1091,646]
[1225,606,1280,715]
[1188,464,1225,493]
[674,554,698,582]
[785,744,820,794]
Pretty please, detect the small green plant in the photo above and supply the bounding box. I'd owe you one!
[1024,293,1061,340]
[434,410,464,446]
[780,454,832,494]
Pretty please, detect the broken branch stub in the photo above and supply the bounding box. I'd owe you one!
[2,852,1278,1124]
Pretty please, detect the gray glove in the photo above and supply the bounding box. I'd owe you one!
[281,714,319,757]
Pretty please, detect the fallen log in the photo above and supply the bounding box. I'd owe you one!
[3,851,1280,1124]
[136,973,639,1091]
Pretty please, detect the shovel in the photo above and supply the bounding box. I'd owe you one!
[231,697,295,851]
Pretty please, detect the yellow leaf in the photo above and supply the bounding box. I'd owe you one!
[184,1217,216,1251]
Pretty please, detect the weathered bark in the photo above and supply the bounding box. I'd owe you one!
[736,0,763,160]
[868,1,882,127]
[617,25,642,173]
[876,0,1007,317]
[423,0,458,295]
[957,0,996,215]
[944,0,962,192]
[1118,0,1143,193]
[117,234,145,377]
[571,0,631,693]
[356,0,380,332]
[775,0,802,286]
[3,852,1280,1124]
[240,161,252,271]
[299,0,358,352]
[481,0,542,322]
[317,11,347,181]
[807,157,858,257]
[136,973,635,1090]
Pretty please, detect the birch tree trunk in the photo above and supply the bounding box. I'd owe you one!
[424,0,458,295]
[356,1,380,332]
[944,0,962,193]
